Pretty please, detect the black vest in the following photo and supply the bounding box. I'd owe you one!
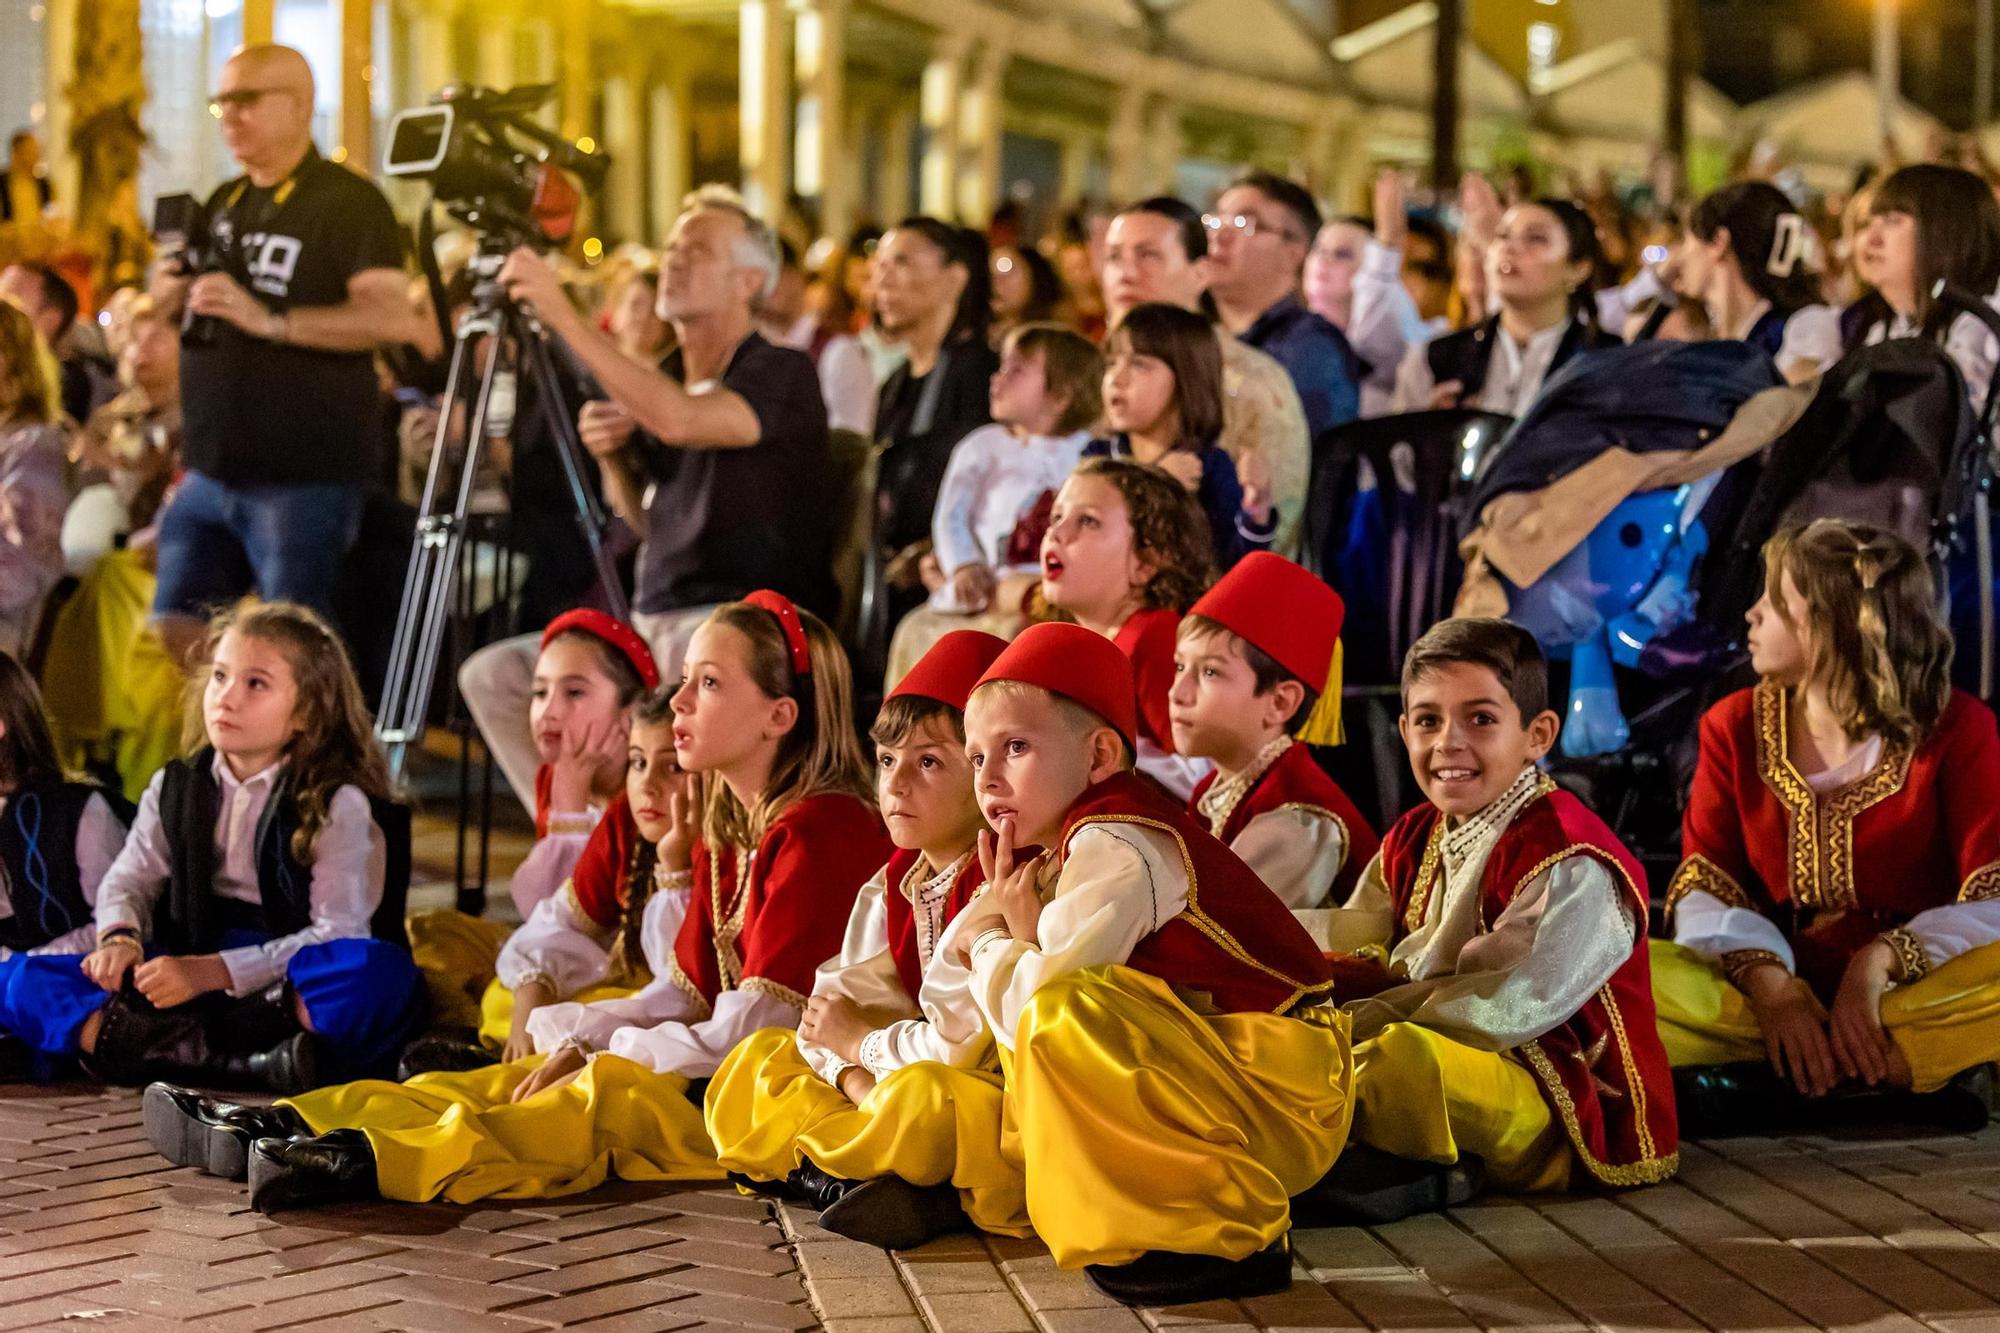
[153,752,411,955]
[0,781,131,953]
[1425,314,1611,405]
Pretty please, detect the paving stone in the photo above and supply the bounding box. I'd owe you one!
[793,1237,904,1283]
[893,1251,1011,1296]
[916,1287,1038,1332]
[819,1318,931,1333]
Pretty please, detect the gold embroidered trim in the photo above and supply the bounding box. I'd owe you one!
[1879,927,1931,983]
[710,844,751,991]
[1960,860,2000,903]
[1598,988,1657,1164]
[1061,813,1336,1014]
[1666,855,1752,913]
[739,975,809,1009]
[1721,949,1786,991]
[1519,1034,1679,1188]
[1402,818,1449,936]
[664,959,713,1021]
[1753,682,1911,910]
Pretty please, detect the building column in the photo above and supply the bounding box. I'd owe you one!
[738,0,792,222]
[558,0,594,144]
[1058,132,1094,209]
[410,1,456,110]
[955,39,1006,226]
[477,6,518,89]
[919,37,967,218]
[1141,95,1180,196]
[1295,111,1336,204]
[243,0,275,45]
[1106,83,1146,207]
[794,0,850,241]
[602,48,645,244]
[649,55,692,239]
[878,98,914,223]
[337,0,373,169]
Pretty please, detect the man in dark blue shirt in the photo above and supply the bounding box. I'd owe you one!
[1204,171,1361,439]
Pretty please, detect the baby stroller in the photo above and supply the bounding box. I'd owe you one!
[1477,307,2000,901]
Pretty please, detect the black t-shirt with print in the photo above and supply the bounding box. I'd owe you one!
[180,148,405,487]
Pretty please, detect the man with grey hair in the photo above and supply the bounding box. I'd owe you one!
[463,188,833,812]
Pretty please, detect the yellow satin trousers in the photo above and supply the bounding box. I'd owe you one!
[1650,939,2000,1093]
[1348,1022,1572,1193]
[1007,965,1353,1268]
[703,1027,1029,1236]
[283,1053,722,1204]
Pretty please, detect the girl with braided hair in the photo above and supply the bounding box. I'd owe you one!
[1657,520,2000,1131]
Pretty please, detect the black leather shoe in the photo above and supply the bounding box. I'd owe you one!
[789,1160,856,1213]
[395,1031,497,1081]
[1289,1144,1485,1227]
[728,1171,801,1202]
[223,982,303,1053]
[247,1130,379,1212]
[0,1037,32,1082]
[1085,1236,1295,1306]
[86,995,319,1094]
[143,1083,313,1179]
[1672,1061,1805,1138]
[817,1176,969,1251]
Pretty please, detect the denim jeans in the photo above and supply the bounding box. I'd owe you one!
[152,470,363,621]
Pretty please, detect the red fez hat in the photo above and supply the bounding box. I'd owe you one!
[1188,553,1346,744]
[541,609,661,691]
[1189,553,1344,687]
[889,630,1010,712]
[973,622,1137,748]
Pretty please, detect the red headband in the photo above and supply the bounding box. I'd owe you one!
[743,590,812,678]
[541,609,661,691]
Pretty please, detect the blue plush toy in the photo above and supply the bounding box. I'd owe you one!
[1508,486,1711,758]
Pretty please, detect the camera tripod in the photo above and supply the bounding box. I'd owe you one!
[376,239,629,778]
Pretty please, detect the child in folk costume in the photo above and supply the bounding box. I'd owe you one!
[707,630,1024,1251]
[1038,456,1217,800]
[926,622,1351,1307]
[1305,618,1677,1224]
[0,653,132,1075]
[1170,552,1378,922]
[1656,521,2000,1131]
[147,593,889,1212]
[404,610,661,1059]
[28,601,422,1093]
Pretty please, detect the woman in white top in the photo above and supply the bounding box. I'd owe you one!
[1306,171,1435,418]
[1849,163,2000,407]
[1390,197,1618,420]
[1677,181,1840,383]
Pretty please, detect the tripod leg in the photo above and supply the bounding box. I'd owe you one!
[514,312,631,622]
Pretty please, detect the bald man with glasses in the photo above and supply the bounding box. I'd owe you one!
[149,44,419,661]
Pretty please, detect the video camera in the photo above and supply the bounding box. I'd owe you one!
[383,83,609,247]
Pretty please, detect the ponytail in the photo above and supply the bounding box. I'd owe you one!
[1691,182,1823,315]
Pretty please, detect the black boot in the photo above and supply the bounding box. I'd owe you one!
[788,1159,856,1212]
[1085,1236,1295,1306]
[728,1171,802,1202]
[395,1030,497,1081]
[1289,1144,1485,1227]
[221,982,304,1053]
[86,994,319,1094]
[817,1176,969,1251]
[247,1130,380,1212]
[0,1037,32,1082]
[142,1082,314,1179]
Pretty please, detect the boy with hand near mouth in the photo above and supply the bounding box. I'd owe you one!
[704,630,1025,1252]
[934,622,1352,1308]
[1305,618,1677,1224]
[1171,552,1379,919]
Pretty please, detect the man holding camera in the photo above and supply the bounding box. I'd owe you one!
[454,185,835,810]
[150,44,416,658]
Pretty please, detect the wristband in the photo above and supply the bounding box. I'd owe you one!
[97,926,141,951]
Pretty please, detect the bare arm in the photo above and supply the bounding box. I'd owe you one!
[499,248,760,450]
[186,268,421,353]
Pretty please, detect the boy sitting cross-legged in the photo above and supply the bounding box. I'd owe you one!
[1300,618,1678,1224]
[924,621,1352,1307]
[1171,552,1380,920]
[704,630,1030,1251]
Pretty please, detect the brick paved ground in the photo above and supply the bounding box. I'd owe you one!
[3,1081,1996,1332]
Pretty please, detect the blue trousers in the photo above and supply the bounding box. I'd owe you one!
[0,935,424,1080]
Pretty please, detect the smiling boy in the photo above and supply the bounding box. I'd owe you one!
[926,621,1350,1307]
[1303,618,1677,1224]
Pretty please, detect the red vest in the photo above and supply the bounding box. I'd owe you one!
[672,793,892,1014]
[1113,608,1182,752]
[1671,684,2000,998]
[1378,786,1679,1188]
[567,795,639,930]
[1059,772,1335,1015]
[881,847,988,999]
[1189,743,1382,905]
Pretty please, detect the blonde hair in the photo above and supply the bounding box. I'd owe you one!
[0,299,62,426]
[697,598,874,849]
[965,679,1133,768]
[1761,519,1952,747]
[184,600,392,860]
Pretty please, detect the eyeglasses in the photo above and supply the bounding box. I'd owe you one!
[1203,212,1300,243]
[208,87,288,118]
